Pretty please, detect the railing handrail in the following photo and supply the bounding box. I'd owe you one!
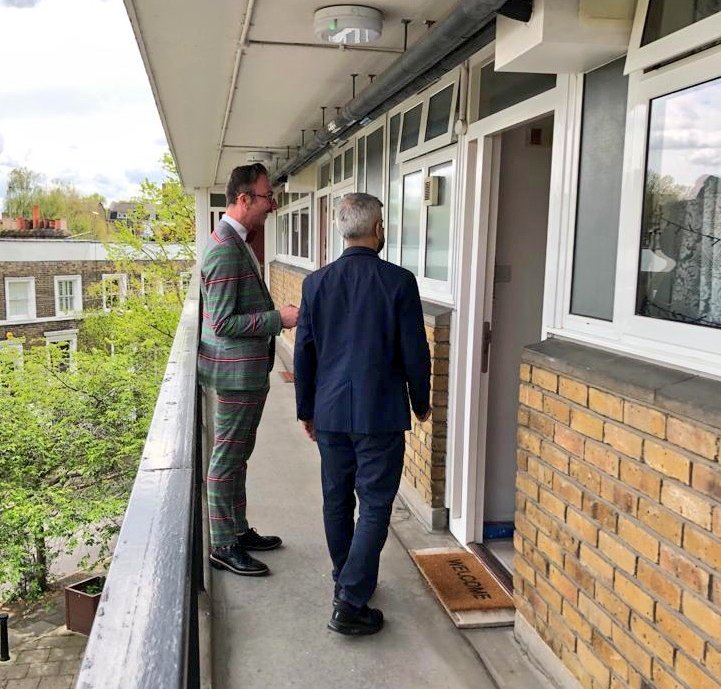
[75,284,200,689]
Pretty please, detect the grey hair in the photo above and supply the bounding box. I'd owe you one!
[337,193,383,239]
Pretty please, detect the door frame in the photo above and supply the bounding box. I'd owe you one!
[448,77,574,545]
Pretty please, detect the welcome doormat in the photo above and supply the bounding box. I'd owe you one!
[410,548,515,628]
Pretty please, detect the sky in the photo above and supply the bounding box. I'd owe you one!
[0,0,167,211]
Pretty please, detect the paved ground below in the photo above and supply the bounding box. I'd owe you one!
[0,579,89,689]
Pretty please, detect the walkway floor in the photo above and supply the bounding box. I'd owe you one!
[210,365,554,689]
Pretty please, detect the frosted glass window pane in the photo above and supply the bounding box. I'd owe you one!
[366,127,384,201]
[642,0,721,45]
[333,155,343,184]
[300,208,310,258]
[425,85,454,141]
[320,163,331,188]
[357,137,366,192]
[636,76,721,329]
[332,195,344,260]
[400,104,422,152]
[401,172,423,275]
[291,211,299,256]
[571,58,628,320]
[344,148,354,180]
[387,115,401,265]
[478,62,556,120]
[425,161,453,281]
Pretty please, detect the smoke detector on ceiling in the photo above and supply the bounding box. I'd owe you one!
[314,5,383,45]
[245,151,274,165]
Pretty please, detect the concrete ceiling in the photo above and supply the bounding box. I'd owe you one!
[124,0,461,190]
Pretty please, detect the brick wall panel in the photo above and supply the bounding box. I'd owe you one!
[515,360,721,689]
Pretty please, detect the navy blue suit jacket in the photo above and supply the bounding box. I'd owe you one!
[294,247,431,433]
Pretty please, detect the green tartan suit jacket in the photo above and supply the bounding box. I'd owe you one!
[198,219,281,391]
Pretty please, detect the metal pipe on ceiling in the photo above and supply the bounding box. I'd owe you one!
[271,0,532,185]
[213,0,258,185]
[248,39,403,54]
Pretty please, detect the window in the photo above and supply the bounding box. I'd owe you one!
[400,104,423,153]
[603,41,721,373]
[387,114,402,265]
[102,274,127,311]
[319,163,331,189]
[636,76,721,329]
[425,84,455,141]
[571,59,628,321]
[276,195,312,267]
[355,124,385,201]
[45,329,77,372]
[474,62,556,122]
[626,0,721,73]
[395,149,456,298]
[333,154,343,184]
[54,275,82,316]
[395,72,460,163]
[4,278,36,321]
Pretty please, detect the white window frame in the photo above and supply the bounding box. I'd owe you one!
[396,69,460,164]
[4,277,36,321]
[45,328,78,351]
[275,195,314,270]
[551,43,721,377]
[355,118,387,201]
[53,275,83,317]
[44,328,78,370]
[398,145,458,304]
[102,273,128,312]
[331,141,355,186]
[625,0,721,74]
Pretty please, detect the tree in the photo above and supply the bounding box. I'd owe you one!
[4,167,42,218]
[0,152,195,601]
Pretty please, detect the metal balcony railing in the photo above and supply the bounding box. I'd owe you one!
[75,284,204,689]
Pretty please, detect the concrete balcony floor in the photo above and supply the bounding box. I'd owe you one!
[210,367,554,689]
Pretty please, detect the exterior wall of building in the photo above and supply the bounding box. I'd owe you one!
[514,339,721,689]
[269,260,451,527]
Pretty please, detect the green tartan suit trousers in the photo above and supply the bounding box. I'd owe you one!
[207,386,269,547]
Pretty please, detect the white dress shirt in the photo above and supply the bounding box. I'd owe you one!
[221,213,262,278]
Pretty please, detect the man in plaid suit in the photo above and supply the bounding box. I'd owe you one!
[199,163,298,576]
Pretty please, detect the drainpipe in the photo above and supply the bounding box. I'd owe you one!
[271,0,532,184]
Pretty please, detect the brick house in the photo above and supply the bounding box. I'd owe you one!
[126,1,721,688]
[0,238,194,355]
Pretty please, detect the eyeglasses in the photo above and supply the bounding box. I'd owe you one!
[243,191,275,202]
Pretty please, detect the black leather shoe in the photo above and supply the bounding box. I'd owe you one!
[210,545,269,576]
[237,527,282,551]
[328,603,384,635]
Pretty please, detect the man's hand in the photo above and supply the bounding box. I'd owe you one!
[301,419,316,442]
[415,407,432,423]
[280,304,299,329]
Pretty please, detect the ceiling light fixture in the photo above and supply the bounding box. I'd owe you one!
[314,5,383,45]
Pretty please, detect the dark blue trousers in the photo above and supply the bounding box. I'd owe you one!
[316,431,405,609]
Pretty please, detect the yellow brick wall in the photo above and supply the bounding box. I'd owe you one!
[515,361,721,689]
[269,261,449,510]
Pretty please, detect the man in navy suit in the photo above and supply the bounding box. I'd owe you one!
[294,193,431,635]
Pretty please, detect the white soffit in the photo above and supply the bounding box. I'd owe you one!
[495,0,635,74]
[125,0,460,190]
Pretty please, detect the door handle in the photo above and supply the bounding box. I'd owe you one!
[481,321,492,374]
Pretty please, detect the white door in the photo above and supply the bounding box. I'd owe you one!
[449,84,564,545]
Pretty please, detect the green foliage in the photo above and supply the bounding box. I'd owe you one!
[2,168,109,239]
[0,152,195,602]
[0,345,156,601]
[4,167,43,218]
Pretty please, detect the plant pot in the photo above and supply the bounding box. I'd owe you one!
[64,575,105,635]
